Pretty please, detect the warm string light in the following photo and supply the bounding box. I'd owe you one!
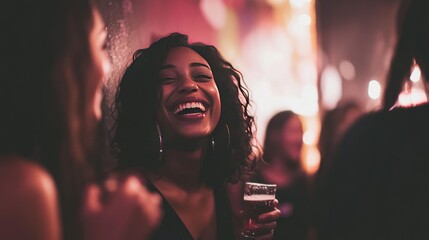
[395,64,428,107]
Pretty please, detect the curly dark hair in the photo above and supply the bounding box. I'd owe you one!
[110,33,258,186]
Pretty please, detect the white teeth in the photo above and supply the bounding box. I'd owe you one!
[173,102,206,114]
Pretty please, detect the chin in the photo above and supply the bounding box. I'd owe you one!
[175,125,213,137]
[178,131,212,140]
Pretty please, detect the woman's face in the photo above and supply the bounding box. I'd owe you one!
[157,47,221,141]
[279,116,303,162]
[89,10,111,120]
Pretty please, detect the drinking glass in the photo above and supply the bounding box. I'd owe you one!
[242,182,277,238]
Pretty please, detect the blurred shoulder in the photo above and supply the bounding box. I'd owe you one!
[359,103,429,124]
[334,103,429,169]
[340,109,384,141]
[0,154,60,239]
[341,103,429,138]
[0,154,56,194]
[0,154,57,210]
[353,103,429,136]
[387,103,429,123]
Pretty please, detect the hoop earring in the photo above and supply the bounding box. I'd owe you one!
[211,124,231,153]
[156,123,163,161]
[225,124,230,149]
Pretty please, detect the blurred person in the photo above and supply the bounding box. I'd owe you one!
[316,101,362,186]
[318,0,429,239]
[253,111,310,240]
[0,1,161,239]
[111,32,280,240]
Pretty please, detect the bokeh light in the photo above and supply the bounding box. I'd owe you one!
[368,80,381,100]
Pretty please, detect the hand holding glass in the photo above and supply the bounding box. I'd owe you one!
[242,182,277,238]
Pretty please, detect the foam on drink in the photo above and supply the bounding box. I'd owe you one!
[243,194,275,201]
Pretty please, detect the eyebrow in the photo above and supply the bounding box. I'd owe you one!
[160,64,175,70]
[160,62,211,70]
[190,62,211,69]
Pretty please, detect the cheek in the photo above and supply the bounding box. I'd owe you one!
[211,88,221,125]
[156,87,172,121]
[93,88,103,120]
[96,52,111,81]
[90,57,108,120]
[159,87,170,109]
[90,43,111,82]
[102,55,111,79]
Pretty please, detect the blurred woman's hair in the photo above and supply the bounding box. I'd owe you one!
[0,0,100,238]
[263,110,299,164]
[318,101,361,164]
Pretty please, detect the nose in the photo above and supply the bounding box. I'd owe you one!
[178,75,198,94]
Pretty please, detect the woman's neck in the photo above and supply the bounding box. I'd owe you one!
[156,139,208,190]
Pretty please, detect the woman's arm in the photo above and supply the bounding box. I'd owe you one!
[0,156,61,240]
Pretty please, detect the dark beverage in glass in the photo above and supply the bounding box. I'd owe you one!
[242,182,276,237]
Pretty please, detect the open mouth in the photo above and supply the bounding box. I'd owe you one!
[173,102,206,116]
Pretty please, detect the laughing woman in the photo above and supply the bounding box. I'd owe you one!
[111,33,280,240]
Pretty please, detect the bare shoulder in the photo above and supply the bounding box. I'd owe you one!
[0,155,56,198]
[0,154,60,240]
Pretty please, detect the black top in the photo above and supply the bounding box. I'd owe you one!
[318,104,429,240]
[147,182,235,240]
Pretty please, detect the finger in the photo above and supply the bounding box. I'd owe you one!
[104,176,119,193]
[253,221,277,233]
[138,191,163,228]
[99,178,145,239]
[273,199,279,207]
[108,176,143,206]
[122,205,150,240]
[257,208,281,223]
[125,190,163,240]
[243,221,277,239]
[148,193,163,225]
[254,229,275,240]
[122,176,144,194]
[83,184,102,215]
[105,176,144,220]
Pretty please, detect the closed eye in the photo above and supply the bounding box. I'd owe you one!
[194,74,213,82]
[160,77,176,84]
